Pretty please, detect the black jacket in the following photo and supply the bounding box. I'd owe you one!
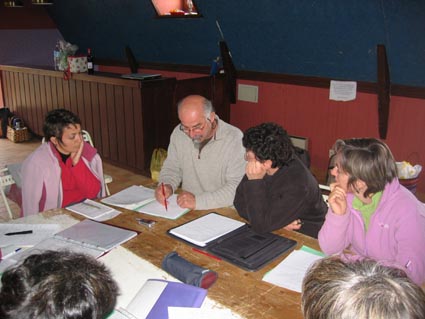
[234,156,327,238]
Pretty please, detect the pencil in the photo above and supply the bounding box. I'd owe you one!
[192,247,222,261]
[161,182,168,211]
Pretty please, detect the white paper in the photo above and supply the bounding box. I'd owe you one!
[262,249,323,293]
[0,223,61,247]
[101,185,156,209]
[169,213,245,246]
[100,246,243,319]
[109,308,138,319]
[136,194,190,220]
[126,280,167,319]
[99,246,174,308]
[168,306,238,319]
[66,199,120,221]
[329,80,357,101]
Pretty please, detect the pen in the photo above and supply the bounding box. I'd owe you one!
[1,248,22,260]
[161,183,168,211]
[5,230,33,236]
[192,247,222,261]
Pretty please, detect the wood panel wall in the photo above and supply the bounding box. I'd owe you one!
[0,65,230,175]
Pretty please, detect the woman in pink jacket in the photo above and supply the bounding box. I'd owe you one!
[21,109,105,216]
[318,138,425,285]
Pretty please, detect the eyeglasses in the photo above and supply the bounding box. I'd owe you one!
[244,151,264,162]
[179,119,209,134]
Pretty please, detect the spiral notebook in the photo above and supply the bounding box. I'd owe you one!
[54,219,137,252]
[6,220,139,264]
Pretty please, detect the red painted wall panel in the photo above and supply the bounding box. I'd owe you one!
[98,66,425,193]
[231,79,425,192]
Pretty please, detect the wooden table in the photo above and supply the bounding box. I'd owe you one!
[75,204,319,319]
[15,201,318,319]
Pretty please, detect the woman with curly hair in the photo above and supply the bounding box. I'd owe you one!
[234,122,327,238]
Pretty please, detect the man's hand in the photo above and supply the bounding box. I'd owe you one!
[70,140,84,166]
[177,191,196,209]
[246,161,267,180]
[155,183,173,206]
[284,219,302,231]
[328,183,347,215]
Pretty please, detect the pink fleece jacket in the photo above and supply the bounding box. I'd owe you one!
[318,179,425,285]
[21,142,105,216]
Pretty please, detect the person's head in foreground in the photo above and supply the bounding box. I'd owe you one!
[0,250,119,319]
[302,257,425,319]
[330,138,397,199]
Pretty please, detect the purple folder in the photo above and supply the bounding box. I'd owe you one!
[146,279,207,319]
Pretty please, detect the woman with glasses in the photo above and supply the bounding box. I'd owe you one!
[233,122,327,238]
[318,138,425,286]
[155,95,246,210]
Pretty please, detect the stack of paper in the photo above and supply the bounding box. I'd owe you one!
[66,199,120,220]
[101,185,156,210]
[168,213,245,247]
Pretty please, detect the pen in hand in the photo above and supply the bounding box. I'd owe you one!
[161,183,168,211]
[5,230,33,236]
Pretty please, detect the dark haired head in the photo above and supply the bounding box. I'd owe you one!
[0,250,119,319]
[43,109,81,142]
[243,122,294,168]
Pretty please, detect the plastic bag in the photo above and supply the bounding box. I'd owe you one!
[150,148,167,182]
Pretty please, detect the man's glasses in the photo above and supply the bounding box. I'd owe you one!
[179,119,209,134]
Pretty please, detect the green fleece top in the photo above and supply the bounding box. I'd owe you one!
[352,191,383,230]
[159,118,246,210]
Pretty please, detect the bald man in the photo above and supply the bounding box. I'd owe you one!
[155,95,245,210]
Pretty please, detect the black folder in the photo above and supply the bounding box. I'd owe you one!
[168,213,297,271]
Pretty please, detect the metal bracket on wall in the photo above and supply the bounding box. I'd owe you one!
[377,44,390,139]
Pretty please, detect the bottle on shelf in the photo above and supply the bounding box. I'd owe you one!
[53,42,60,71]
[87,48,94,75]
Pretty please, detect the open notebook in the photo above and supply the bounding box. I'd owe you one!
[101,185,190,220]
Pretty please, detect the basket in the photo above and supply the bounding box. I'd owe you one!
[6,126,30,143]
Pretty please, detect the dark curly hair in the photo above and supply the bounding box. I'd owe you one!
[0,250,119,319]
[243,122,295,168]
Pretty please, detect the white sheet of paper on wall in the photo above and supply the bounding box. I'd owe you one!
[329,80,357,101]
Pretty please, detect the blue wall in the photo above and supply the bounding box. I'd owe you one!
[48,0,425,86]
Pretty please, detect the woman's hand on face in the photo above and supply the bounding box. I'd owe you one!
[246,160,267,180]
[328,182,348,215]
[70,140,84,166]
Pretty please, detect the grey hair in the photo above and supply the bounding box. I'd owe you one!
[177,96,215,118]
[332,138,398,197]
[302,257,425,319]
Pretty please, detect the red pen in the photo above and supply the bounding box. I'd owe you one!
[192,247,222,261]
[161,183,168,211]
